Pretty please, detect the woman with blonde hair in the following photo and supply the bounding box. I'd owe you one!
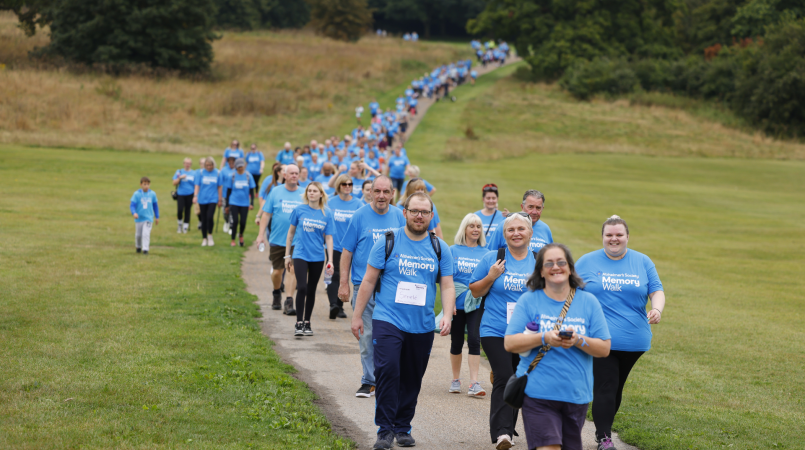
[193,156,223,247]
[285,181,335,336]
[399,178,442,238]
[448,213,490,397]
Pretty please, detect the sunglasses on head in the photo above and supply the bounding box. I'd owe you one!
[483,183,498,192]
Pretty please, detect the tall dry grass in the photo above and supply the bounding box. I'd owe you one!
[0,12,467,154]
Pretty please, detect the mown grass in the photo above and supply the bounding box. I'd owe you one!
[0,11,470,154]
[407,67,805,449]
[0,145,353,449]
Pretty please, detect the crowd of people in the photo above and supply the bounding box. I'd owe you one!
[128,43,666,450]
[472,39,511,66]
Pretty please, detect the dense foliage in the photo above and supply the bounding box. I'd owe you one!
[369,0,485,38]
[212,0,308,30]
[309,0,374,42]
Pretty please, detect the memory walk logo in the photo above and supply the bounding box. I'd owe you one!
[538,313,587,335]
[529,237,549,251]
[398,253,436,276]
[503,271,529,292]
[234,180,249,189]
[601,272,640,291]
[333,209,356,223]
[371,227,396,242]
[456,257,479,274]
[302,217,326,233]
[281,200,302,214]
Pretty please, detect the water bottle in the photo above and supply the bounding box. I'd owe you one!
[520,322,540,357]
[258,243,265,252]
[323,264,332,285]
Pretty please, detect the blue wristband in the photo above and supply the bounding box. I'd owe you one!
[541,332,546,347]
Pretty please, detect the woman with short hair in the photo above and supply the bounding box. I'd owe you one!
[504,243,611,450]
[285,182,335,336]
[469,212,536,449]
[448,213,490,397]
[475,183,508,239]
[326,174,364,319]
[193,157,223,247]
[173,157,196,234]
[575,215,666,450]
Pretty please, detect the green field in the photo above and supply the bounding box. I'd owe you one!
[408,67,805,449]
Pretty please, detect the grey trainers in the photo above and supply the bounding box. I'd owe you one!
[467,381,486,397]
[373,431,395,449]
[597,436,616,450]
[449,379,461,393]
[395,432,416,447]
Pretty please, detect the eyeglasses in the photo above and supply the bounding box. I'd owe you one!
[482,183,498,192]
[405,209,432,217]
[543,261,568,269]
[341,182,354,187]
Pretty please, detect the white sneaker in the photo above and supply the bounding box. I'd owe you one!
[495,435,513,450]
[182,223,189,233]
[177,224,183,233]
[207,235,214,246]
[201,238,208,247]
[222,223,229,233]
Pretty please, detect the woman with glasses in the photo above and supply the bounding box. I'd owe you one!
[326,174,364,319]
[469,212,537,449]
[504,243,611,450]
[448,213,490,397]
[398,178,442,238]
[475,184,508,239]
[575,215,665,450]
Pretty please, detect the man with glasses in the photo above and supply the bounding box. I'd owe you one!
[221,140,244,170]
[475,183,508,239]
[351,192,455,449]
[339,176,405,399]
[487,189,553,252]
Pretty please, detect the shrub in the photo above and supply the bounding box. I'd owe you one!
[631,58,674,92]
[559,58,639,100]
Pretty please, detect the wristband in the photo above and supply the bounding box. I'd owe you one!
[541,332,546,347]
[284,256,292,259]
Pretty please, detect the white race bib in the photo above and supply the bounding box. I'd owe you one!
[506,302,517,324]
[395,281,427,306]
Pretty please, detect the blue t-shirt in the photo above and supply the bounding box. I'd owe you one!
[469,248,537,338]
[228,172,256,207]
[306,161,323,177]
[246,151,264,175]
[450,245,489,309]
[220,165,235,194]
[173,169,196,196]
[262,185,304,246]
[475,209,505,238]
[276,149,295,165]
[368,228,454,334]
[194,168,221,205]
[298,179,311,189]
[289,205,335,262]
[575,249,663,352]
[351,177,365,198]
[328,196,365,252]
[130,189,159,222]
[389,155,410,179]
[341,206,406,286]
[315,173,334,185]
[258,178,277,200]
[506,289,610,404]
[365,157,380,172]
[223,147,244,161]
[487,219,553,252]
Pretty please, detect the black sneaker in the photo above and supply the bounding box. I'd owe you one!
[283,297,296,316]
[136,248,141,253]
[294,322,304,336]
[142,250,148,255]
[395,432,416,447]
[303,322,313,336]
[337,308,347,319]
[329,306,339,320]
[271,290,282,310]
[373,431,395,449]
[356,384,375,398]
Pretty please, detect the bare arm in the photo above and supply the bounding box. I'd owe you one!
[325,235,334,270]
[351,265,381,339]
[193,185,199,203]
[505,327,610,358]
[433,223,443,239]
[338,249,354,300]
[260,160,265,174]
[437,275,455,336]
[284,225,296,270]
[255,211,273,244]
[429,186,436,196]
[647,290,666,324]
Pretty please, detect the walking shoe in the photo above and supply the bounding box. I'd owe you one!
[467,381,486,397]
[337,308,347,319]
[372,431,395,449]
[183,223,189,233]
[239,236,244,247]
[231,241,236,247]
[597,436,616,450]
[283,297,296,316]
[201,239,207,247]
[271,290,282,310]
[355,384,375,398]
[303,322,313,336]
[222,222,229,233]
[177,224,183,233]
[495,435,513,450]
[449,379,461,393]
[197,223,202,230]
[142,250,148,255]
[395,432,416,447]
[207,235,214,246]
[294,322,304,336]
[329,305,339,320]
[136,248,142,253]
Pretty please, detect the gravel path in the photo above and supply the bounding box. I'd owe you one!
[242,60,639,450]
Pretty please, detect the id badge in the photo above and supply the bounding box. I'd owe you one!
[506,302,517,324]
[395,281,427,306]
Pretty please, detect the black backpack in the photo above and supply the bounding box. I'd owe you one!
[375,229,442,293]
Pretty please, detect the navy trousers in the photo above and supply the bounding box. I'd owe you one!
[373,319,434,435]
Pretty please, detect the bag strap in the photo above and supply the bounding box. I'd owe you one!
[375,230,396,294]
[524,288,576,375]
[485,210,497,237]
[429,231,442,282]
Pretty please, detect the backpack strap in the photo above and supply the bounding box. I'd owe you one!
[429,231,442,282]
[375,230,396,294]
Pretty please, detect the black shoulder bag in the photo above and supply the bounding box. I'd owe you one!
[503,288,575,409]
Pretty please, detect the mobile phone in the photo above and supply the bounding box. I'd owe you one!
[558,330,573,339]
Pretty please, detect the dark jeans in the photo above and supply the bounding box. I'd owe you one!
[481,336,520,443]
[325,250,343,309]
[373,320,434,435]
[177,194,193,223]
[592,350,644,439]
[293,259,324,322]
[199,203,216,238]
[229,205,249,239]
[450,309,481,356]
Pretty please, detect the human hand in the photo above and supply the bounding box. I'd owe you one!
[438,316,451,336]
[647,308,662,324]
[325,264,334,277]
[217,199,223,207]
[225,207,229,215]
[558,327,577,349]
[255,234,265,245]
[338,283,351,301]
[249,205,254,211]
[192,196,198,205]
[488,259,505,279]
[154,219,159,225]
[351,317,364,340]
[133,213,139,219]
[284,258,292,271]
[502,208,510,217]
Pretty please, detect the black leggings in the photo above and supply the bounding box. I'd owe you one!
[199,203,216,238]
[450,309,480,356]
[481,336,520,443]
[293,259,324,323]
[250,173,261,204]
[229,205,249,239]
[592,350,644,439]
[177,194,193,223]
[325,250,342,308]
